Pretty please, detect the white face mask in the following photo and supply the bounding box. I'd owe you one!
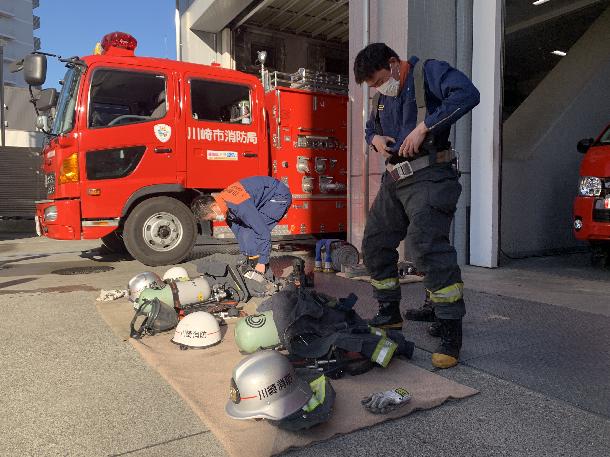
[377,77,400,97]
[376,63,400,97]
[210,208,225,222]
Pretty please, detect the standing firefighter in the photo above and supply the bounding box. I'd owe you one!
[354,43,480,369]
[192,176,292,274]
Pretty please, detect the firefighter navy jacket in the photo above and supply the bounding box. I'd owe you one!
[365,56,480,154]
[214,176,292,264]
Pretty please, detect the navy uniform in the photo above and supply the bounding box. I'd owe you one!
[363,56,479,368]
[213,176,292,265]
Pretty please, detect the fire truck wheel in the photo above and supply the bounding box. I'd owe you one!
[124,197,197,266]
[101,231,128,254]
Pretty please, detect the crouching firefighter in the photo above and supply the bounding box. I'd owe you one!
[353,43,480,369]
[192,176,292,275]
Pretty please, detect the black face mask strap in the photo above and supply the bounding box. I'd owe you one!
[130,301,148,339]
[129,299,159,339]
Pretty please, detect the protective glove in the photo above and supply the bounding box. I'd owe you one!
[243,269,266,283]
[361,387,412,414]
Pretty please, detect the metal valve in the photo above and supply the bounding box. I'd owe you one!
[315,157,328,174]
[302,176,314,193]
[296,156,310,174]
[319,176,346,193]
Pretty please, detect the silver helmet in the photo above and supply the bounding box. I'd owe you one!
[225,350,312,421]
[127,271,164,302]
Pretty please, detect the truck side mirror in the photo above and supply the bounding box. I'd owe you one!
[23,53,47,86]
[577,138,594,154]
[36,88,58,111]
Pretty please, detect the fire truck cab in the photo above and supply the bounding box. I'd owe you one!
[23,32,348,266]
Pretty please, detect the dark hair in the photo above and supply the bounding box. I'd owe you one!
[353,43,400,84]
[191,195,216,220]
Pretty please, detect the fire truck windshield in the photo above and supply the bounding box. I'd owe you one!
[51,66,82,135]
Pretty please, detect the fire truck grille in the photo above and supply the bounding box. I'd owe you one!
[593,210,610,223]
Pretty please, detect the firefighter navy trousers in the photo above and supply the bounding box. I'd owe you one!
[362,163,466,320]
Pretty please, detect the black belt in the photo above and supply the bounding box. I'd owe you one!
[386,149,455,181]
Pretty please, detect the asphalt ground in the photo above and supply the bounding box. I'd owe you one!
[0,236,608,456]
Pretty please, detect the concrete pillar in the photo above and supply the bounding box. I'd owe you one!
[501,6,610,256]
[179,0,218,65]
[178,0,246,65]
[470,0,502,267]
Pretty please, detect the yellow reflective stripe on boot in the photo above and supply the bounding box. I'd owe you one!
[371,277,400,290]
[302,375,326,412]
[369,326,387,337]
[429,282,464,303]
[371,337,398,367]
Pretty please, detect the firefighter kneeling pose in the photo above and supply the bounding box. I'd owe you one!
[354,43,480,369]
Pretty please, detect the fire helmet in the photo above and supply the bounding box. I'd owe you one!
[234,311,280,353]
[127,272,163,302]
[163,266,190,282]
[226,350,312,421]
[171,311,222,349]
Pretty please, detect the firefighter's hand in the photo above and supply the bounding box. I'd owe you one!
[371,135,395,155]
[255,263,266,274]
[399,122,429,157]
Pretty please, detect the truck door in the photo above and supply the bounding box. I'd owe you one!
[184,75,266,189]
[78,64,176,219]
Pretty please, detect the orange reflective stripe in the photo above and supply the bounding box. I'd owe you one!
[219,182,250,205]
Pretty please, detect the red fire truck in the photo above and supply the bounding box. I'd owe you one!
[18,32,348,266]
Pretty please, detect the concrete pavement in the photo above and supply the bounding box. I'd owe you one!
[0,236,608,456]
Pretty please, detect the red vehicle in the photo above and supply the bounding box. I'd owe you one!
[573,123,610,263]
[19,32,348,266]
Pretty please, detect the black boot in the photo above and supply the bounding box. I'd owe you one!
[368,301,403,329]
[404,293,435,322]
[428,320,441,337]
[431,318,462,369]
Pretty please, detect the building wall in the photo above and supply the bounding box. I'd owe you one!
[3,85,42,147]
[233,25,347,75]
[0,0,39,87]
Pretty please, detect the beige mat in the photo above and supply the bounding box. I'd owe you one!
[97,300,477,457]
[336,272,424,284]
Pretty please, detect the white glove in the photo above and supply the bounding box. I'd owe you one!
[361,388,412,414]
[244,270,265,283]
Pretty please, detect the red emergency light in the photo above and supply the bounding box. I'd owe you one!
[100,32,138,56]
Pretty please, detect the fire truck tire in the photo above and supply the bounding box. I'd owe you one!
[101,231,128,254]
[123,197,197,266]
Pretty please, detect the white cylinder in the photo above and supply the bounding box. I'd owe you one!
[174,276,212,305]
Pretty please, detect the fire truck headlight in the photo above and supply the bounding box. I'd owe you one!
[44,205,58,222]
[59,152,79,184]
[573,218,583,231]
[578,177,602,197]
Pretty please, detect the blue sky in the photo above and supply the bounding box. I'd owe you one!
[37,0,176,89]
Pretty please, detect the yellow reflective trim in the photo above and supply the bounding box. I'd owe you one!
[369,326,387,337]
[371,277,400,290]
[372,337,398,367]
[429,282,464,303]
[303,375,326,412]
